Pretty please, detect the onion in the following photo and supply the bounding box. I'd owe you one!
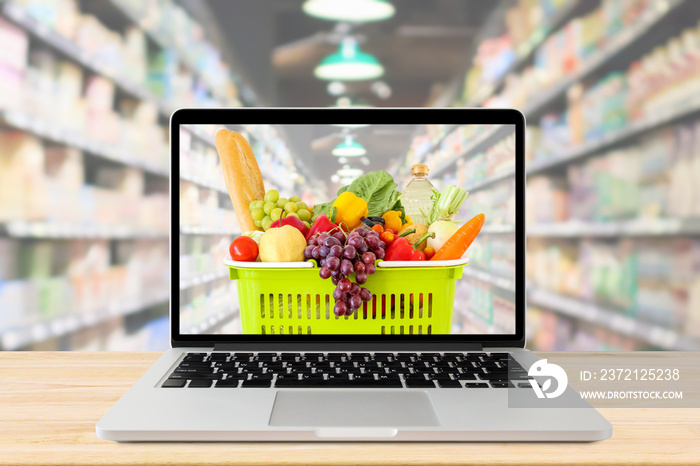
[427,220,459,251]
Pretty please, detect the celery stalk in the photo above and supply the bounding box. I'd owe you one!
[425,185,468,225]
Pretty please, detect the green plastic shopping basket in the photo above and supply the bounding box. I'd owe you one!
[225,259,467,335]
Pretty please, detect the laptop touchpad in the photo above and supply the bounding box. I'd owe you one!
[269,390,440,427]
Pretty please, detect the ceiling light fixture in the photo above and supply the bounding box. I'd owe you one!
[327,81,346,96]
[315,38,384,81]
[331,96,374,108]
[337,165,364,178]
[303,0,395,22]
[332,135,366,157]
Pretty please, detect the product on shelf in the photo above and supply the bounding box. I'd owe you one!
[0,14,28,110]
[0,238,170,342]
[527,307,640,351]
[526,237,700,335]
[528,118,700,223]
[476,0,688,110]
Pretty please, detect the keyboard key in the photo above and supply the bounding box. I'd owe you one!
[182,356,206,362]
[279,353,301,361]
[394,353,416,362]
[405,378,436,388]
[188,379,213,388]
[464,382,489,388]
[177,362,212,368]
[162,378,186,388]
[215,379,239,388]
[241,379,272,388]
[437,379,462,388]
[174,368,214,374]
[490,382,510,388]
[168,373,220,380]
[275,378,325,387]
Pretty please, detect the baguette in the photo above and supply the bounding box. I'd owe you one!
[214,129,265,232]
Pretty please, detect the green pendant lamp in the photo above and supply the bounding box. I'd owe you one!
[332,135,366,157]
[315,38,384,81]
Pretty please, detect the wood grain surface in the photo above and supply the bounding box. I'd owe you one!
[0,351,698,465]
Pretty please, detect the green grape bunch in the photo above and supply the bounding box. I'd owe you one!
[249,190,312,231]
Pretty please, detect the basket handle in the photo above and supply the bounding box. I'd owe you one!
[228,268,239,280]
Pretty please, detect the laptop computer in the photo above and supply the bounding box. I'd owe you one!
[96,108,611,442]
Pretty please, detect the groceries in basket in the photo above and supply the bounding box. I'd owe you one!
[216,129,484,330]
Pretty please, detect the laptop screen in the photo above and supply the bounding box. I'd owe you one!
[175,112,521,342]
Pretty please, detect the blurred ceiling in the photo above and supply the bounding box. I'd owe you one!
[210,0,495,184]
[271,0,493,108]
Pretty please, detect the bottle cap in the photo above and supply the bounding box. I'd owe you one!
[411,164,429,176]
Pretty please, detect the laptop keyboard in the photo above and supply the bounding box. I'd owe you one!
[161,352,530,389]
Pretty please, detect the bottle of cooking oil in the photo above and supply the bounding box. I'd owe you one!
[401,164,435,225]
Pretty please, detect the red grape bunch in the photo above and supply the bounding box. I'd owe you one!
[304,228,387,317]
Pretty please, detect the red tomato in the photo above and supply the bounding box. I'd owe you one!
[229,237,258,262]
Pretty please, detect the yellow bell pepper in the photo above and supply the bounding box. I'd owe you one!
[332,192,368,230]
[381,210,403,231]
[403,215,413,226]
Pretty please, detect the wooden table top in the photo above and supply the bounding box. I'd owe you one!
[0,351,698,465]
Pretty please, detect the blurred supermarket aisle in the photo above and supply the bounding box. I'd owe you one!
[1,0,699,351]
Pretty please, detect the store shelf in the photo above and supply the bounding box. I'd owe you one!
[464,167,515,193]
[462,267,516,292]
[0,288,170,351]
[417,124,459,159]
[179,171,227,194]
[0,110,170,177]
[522,0,685,118]
[480,224,516,234]
[529,93,700,174]
[184,125,216,148]
[527,219,700,237]
[0,221,169,239]
[187,307,239,334]
[528,287,699,351]
[1,2,171,115]
[431,125,514,178]
[108,0,232,105]
[466,0,584,106]
[179,226,240,236]
[456,309,512,335]
[180,270,229,290]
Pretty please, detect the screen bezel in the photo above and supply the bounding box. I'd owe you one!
[170,108,526,349]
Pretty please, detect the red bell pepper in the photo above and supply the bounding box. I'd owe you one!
[270,216,308,236]
[384,231,434,261]
[304,213,338,241]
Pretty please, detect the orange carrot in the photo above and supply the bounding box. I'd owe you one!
[430,213,485,261]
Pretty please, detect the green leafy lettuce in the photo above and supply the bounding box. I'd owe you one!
[313,170,404,220]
